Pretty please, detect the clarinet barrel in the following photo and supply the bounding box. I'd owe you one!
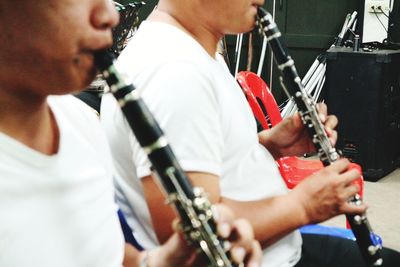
[256,7,383,266]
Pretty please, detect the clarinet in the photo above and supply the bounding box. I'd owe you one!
[94,50,239,267]
[256,8,383,266]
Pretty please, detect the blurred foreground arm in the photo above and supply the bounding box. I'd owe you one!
[123,204,262,267]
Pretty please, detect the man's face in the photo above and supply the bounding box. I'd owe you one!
[198,0,265,35]
[0,0,119,95]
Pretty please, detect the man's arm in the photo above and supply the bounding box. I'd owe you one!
[142,159,365,248]
[141,172,221,244]
[143,173,306,247]
[123,203,262,267]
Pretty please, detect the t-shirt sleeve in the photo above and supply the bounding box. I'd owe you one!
[129,61,224,179]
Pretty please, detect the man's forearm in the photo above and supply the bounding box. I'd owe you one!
[123,244,143,267]
[257,129,282,160]
[220,192,307,247]
[144,173,309,249]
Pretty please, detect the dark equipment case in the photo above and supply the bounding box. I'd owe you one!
[324,47,400,181]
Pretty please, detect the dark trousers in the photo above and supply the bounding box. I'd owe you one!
[294,234,400,267]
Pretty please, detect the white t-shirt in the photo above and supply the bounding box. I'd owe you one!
[101,21,302,267]
[0,95,124,267]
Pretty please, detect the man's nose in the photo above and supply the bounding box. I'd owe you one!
[91,0,120,30]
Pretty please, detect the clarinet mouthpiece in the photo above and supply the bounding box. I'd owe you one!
[94,50,115,72]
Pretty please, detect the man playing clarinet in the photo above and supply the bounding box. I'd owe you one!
[0,0,261,266]
[101,0,400,266]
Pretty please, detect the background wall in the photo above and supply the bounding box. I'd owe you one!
[225,0,361,103]
[116,0,400,103]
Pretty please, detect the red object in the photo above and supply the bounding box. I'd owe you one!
[236,71,364,197]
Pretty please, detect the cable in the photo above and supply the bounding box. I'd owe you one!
[377,6,390,18]
[373,9,388,33]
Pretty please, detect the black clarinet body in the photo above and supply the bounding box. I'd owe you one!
[94,51,238,267]
[256,8,383,266]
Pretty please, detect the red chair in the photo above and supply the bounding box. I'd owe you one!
[236,71,364,197]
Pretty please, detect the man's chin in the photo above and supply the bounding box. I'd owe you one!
[59,71,98,95]
[80,69,98,91]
